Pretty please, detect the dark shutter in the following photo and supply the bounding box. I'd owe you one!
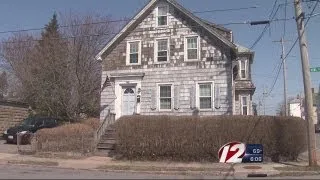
[214,84,221,109]
[190,84,196,109]
[150,88,157,110]
[174,85,180,110]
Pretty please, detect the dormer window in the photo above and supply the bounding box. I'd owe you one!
[157,6,168,26]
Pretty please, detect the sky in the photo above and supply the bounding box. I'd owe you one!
[0,0,319,115]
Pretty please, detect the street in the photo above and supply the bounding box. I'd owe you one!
[1,136,320,179]
[1,164,320,179]
[0,164,230,179]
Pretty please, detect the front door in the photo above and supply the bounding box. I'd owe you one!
[122,87,136,116]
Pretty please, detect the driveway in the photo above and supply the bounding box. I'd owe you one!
[0,140,18,154]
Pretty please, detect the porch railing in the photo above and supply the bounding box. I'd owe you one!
[94,109,115,149]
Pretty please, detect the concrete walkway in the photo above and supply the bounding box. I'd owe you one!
[0,152,286,177]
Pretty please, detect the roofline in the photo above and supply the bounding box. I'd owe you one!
[166,0,236,48]
[96,0,236,61]
[95,0,157,61]
[199,18,232,33]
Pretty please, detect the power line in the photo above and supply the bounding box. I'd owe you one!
[249,1,282,49]
[1,17,302,44]
[0,6,259,35]
[192,6,259,14]
[266,0,319,96]
[283,0,288,37]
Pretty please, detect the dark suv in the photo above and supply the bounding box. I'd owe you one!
[3,116,59,144]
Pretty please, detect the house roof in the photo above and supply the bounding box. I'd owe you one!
[235,44,253,54]
[95,0,237,60]
[198,18,232,34]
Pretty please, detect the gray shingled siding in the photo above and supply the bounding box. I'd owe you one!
[100,72,116,121]
[100,1,253,119]
[102,65,232,117]
[102,1,229,71]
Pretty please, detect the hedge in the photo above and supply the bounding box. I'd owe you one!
[31,118,100,153]
[114,115,307,162]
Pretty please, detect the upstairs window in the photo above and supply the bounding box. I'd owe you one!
[155,39,169,62]
[126,41,141,65]
[241,96,249,115]
[157,6,168,26]
[240,60,247,79]
[185,36,199,61]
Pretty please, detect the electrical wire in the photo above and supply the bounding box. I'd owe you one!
[1,17,302,44]
[0,6,259,35]
[283,0,288,37]
[266,0,319,96]
[249,1,281,49]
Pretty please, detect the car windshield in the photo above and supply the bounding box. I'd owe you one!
[20,117,36,126]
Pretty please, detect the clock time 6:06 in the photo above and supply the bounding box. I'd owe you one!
[249,156,262,162]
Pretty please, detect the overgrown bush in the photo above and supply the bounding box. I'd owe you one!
[115,115,307,162]
[80,118,100,130]
[32,118,100,153]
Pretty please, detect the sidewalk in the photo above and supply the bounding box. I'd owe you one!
[0,152,285,177]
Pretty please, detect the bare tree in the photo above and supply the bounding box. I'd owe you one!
[0,12,116,120]
[60,12,115,118]
[0,71,8,99]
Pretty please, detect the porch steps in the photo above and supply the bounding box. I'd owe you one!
[95,125,116,157]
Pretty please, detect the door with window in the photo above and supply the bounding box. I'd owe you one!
[122,87,136,116]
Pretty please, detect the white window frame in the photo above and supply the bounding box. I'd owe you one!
[154,38,170,63]
[196,81,214,110]
[240,95,250,115]
[157,83,173,111]
[184,36,200,61]
[126,40,142,65]
[239,60,247,79]
[156,5,169,27]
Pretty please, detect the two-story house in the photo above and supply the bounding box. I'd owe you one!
[96,0,255,120]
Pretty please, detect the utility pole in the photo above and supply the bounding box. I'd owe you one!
[273,38,290,116]
[262,85,267,115]
[294,0,317,166]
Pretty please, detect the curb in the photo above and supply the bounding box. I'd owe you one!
[0,159,274,177]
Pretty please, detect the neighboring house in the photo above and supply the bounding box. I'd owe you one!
[289,87,319,124]
[96,0,255,120]
[0,100,29,135]
[289,98,303,118]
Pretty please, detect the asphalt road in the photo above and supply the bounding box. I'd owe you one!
[2,164,320,179]
[0,164,229,179]
[1,136,320,179]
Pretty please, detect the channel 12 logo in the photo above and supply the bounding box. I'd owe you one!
[218,142,263,163]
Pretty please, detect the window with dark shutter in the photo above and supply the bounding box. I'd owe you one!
[159,85,172,110]
[199,83,212,109]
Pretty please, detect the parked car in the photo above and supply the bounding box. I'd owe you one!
[2,116,59,144]
[315,124,320,133]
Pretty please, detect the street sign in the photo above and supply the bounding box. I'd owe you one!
[310,67,320,72]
